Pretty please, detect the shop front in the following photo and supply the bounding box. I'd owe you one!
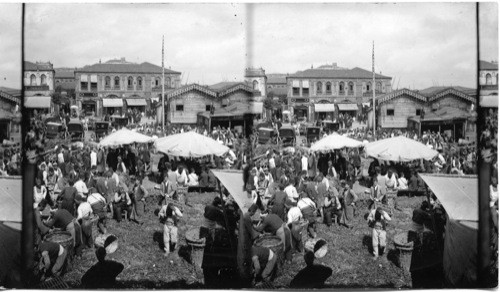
[125,98,147,113]
[24,96,52,116]
[314,103,335,122]
[337,103,359,116]
[102,97,123,117]
[81,100,97,116]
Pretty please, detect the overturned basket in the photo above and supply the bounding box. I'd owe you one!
[304,237,328,259]
[94,233,119,254]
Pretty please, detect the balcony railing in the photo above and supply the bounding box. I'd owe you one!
[105,85,111,90]
[137,86,143,91]
[339,90,345,95]
[480,84,498,90]
[348,91,354,96]
[127,86,134,90]
[24,85,50,91]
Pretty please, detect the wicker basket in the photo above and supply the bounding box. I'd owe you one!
[254,235,284,276]
[94,233,119,254]
[304,238,328,258]
[394,231,414,272]
[185,227,206,271]
[35,276,69,289]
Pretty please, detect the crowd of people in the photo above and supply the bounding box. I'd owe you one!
[24,102,497,288]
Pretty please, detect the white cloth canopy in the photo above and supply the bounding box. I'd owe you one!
[310,132,363,152]
[211,170,251,213]
[154,131,229,158]
[365,135,438,162]
[99,128,153,147]
[419,174,478,287]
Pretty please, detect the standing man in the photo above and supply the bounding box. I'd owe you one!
[367,207,391,260]
[158,202,183,256]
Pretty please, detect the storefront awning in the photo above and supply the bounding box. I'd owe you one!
[24,96,51,108]
[126,99,147,106]
[337,103,358,111]
[314,104,335,112]
[102,98,123,108]
[480,95,498,108]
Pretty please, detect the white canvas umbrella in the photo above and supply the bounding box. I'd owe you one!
[99,128,153,147]
[365,135,438,162]
[154,131,229,158]
[310,132,364,153]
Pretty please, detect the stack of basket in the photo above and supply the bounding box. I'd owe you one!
[185,227,206,273]
[394,231,414,272]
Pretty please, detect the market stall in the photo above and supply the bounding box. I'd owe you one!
[99,128,153,147]
[365,135,438,162]
[310,132,363,153]
[154,131,229,158]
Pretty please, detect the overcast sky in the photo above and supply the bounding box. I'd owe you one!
[24,3,495,89]
[0,4,22,89]
[479,2,498,63]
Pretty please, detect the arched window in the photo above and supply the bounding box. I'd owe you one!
[316,82,322,94]
[348,82,354,91]
[486,73,492,85]
[105,76,111,89]
[166,77,171,88]
[114,76,120,88]
[155,77,160,87]
[127,76,133,89]
[40,74,47,85]
[376,82,382,92]
[326,82,331,94]
[339,81,345,92]
[253,80,259,90]
[137,77,143,89]
[30,74,36,86]
[366,82,371,92]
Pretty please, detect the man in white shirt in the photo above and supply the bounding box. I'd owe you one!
[284,181,299,205]
[74,174,89,202]
[301,152,308,173]
[77,201,94,248]
[90,147,97,168]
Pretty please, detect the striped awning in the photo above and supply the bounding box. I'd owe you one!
[337,103,358,111]
[126,99,147,106]
[314,103,335,112]
[24,96,51,108]
[102,98,123,108]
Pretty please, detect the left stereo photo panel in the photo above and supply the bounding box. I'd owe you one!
[0,3,23,290]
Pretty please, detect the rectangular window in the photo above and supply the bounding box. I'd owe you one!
[80,82,88,91]
[387,109,395,116]
[416,109,421,116]
[90,82,97,91]
[302,88,309,97]
[206,105,211,111]
[292,87,300,96]
[176,105,184,111]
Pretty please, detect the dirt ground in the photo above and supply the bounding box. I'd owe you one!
[60,175,439,289]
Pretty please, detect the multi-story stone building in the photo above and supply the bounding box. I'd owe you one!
[75,58,181,117]
[479,60,498,108]
[54,68,76,94]
[286,63,392,122]
[244,68,267,100]
[23,61,55,113]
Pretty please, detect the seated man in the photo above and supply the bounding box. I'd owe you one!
[323,187,343,227]
[252,246,278,284]
[113,187,132,222]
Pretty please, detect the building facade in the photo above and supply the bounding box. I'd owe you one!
[0,87,21,143]
[479,60,498,108]
[157,82,259,126]
[286,63,392,122]
[23,61,55,113]
[244,68,267,99]
[377,87,477,141]
[75,58,181,117]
